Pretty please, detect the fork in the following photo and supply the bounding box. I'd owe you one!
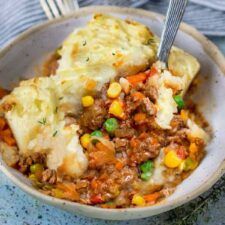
[157,0,188,64]
[40,0,79,19]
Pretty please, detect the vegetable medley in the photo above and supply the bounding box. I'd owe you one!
[0,60,209,208]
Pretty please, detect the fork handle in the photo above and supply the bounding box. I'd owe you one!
[157,0,188,63]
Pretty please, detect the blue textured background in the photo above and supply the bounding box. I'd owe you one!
[0,37,224,225]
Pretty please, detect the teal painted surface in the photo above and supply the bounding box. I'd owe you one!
[0,37,224,225]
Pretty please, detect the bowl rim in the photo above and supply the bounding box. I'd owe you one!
[0,5,225,219]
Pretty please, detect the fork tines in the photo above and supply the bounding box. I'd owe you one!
[40,0,79,19]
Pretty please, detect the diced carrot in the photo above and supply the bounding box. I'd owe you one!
[90,194,104,204]
[0,117,6,130]
[91,179,98,189]
[127,73,147,86]
[144,192,161,203]
[1,129,12,137]
[2,135,16,146]
[134,113,146,123]
[147,66,158,77]
[131,92,145,101]
[0,128,16,146]
[115,161,124,170]
[189,143,198,154]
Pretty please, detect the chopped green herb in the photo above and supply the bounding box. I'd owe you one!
[146,37,156,45]
[173,95,185,110]
[86,57,90,62]
[38,118,47,125]
[54,107,58,114]
[83,40,87,46]
[52,130,58,137]
[112,52,115,56]
[59,97,63,100]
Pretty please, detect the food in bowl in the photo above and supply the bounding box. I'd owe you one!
[0,14,210,208]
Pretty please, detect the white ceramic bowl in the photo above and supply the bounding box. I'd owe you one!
[0,6,225,220]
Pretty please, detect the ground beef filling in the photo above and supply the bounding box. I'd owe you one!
[0,71,206,208]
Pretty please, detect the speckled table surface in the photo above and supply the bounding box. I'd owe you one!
[0,38,224,225]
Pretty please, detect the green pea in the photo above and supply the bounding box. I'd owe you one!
[183,157,198,171]
[140,172,152,181]
[30,164,44,174]
[104,118,119,134]
[91,130,103,138]
[140,160,154,173]
[91,130,103,144]
[173,95,185,110]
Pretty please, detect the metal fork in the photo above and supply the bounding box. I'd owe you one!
[157,0,188,64]
[40,0,79,19]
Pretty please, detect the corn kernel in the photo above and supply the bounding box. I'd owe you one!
[189,143,198,154]
[82,96,94,107]
[80,134,91,149]
[180,110,189,121]
[107,82,122,98]
[132,194,146,206]
[164,150,182,168]
[52,188,64,199]
[109,100,124,118]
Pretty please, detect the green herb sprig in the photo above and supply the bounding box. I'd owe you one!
[168,176,225,225]
[38,118,47,125]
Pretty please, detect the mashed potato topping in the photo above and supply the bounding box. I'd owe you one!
[0,14,158,178]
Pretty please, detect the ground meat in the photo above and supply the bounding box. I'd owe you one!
[79,99,107,131]
[143,85,158,102]
[170,115,186,132]
[115,127,135,139]
[42,169,57,184]
[143,97,157,116]
[113,138,129,151]
[125,95,143,114]
[168,129,189,145]
[129,137,161,164]
[18,153,46,173]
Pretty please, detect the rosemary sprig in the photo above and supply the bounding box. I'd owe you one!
[169,176,225,225]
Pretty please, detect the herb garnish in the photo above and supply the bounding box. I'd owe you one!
[38,118,47,125]
[59,97,63,100]
[52,130,58,137]
[54,107,58,114]
[83,40,87,46]
[146,37,156,45]
[86,57,90,62]
[168,176,225,225]
[112,52,115,56]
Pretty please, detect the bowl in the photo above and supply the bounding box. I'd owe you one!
[0,6,225,220]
